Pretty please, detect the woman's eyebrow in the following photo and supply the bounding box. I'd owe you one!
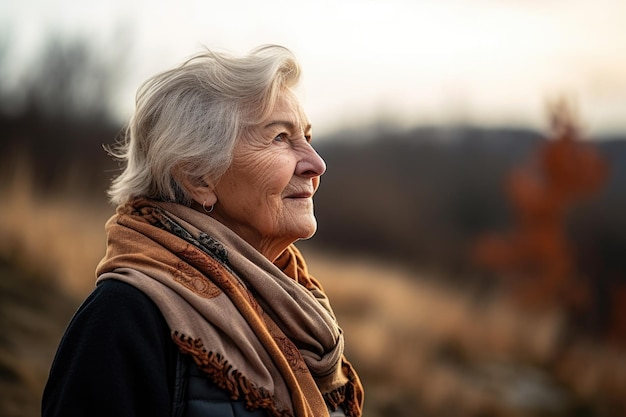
[264,120,312,134]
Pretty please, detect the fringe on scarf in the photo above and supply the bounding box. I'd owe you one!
[323,362,364,417]
[172,332,293,417]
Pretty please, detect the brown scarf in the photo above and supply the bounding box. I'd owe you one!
[95,199,363,417]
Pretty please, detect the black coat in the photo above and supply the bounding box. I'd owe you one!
[43,279,268,417]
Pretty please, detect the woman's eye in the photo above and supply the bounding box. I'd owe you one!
[274,133,287,142]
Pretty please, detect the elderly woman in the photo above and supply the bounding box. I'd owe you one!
[43,45,363,417]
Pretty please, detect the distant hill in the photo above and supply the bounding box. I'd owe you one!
[311,126,626,286]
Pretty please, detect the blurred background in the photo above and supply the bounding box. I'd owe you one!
[1,0,625,416]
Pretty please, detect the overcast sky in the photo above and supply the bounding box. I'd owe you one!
[2,0,625,136]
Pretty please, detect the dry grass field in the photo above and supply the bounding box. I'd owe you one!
[1,168,625,417]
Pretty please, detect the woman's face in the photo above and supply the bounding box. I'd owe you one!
[210,92,326,260]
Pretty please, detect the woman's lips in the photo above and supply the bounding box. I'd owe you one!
[284,190,313,199]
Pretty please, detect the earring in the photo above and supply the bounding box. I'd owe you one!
[202,201,214,213]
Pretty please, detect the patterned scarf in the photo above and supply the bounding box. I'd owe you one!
[95,199,363,417]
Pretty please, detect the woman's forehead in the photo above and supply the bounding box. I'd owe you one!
[264,93,310,132]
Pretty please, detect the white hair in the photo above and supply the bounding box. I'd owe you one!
[107,44,301,205]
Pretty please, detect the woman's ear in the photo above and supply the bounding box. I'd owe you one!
[175,167,218,207]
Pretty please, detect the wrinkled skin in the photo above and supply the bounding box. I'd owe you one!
[192,91,326,261]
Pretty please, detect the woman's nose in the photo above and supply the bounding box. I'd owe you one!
[296,142,326,177]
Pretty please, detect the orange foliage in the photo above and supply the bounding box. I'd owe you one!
[473,101,608,314]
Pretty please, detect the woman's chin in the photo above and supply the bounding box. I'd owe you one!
[297,218,318,240]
